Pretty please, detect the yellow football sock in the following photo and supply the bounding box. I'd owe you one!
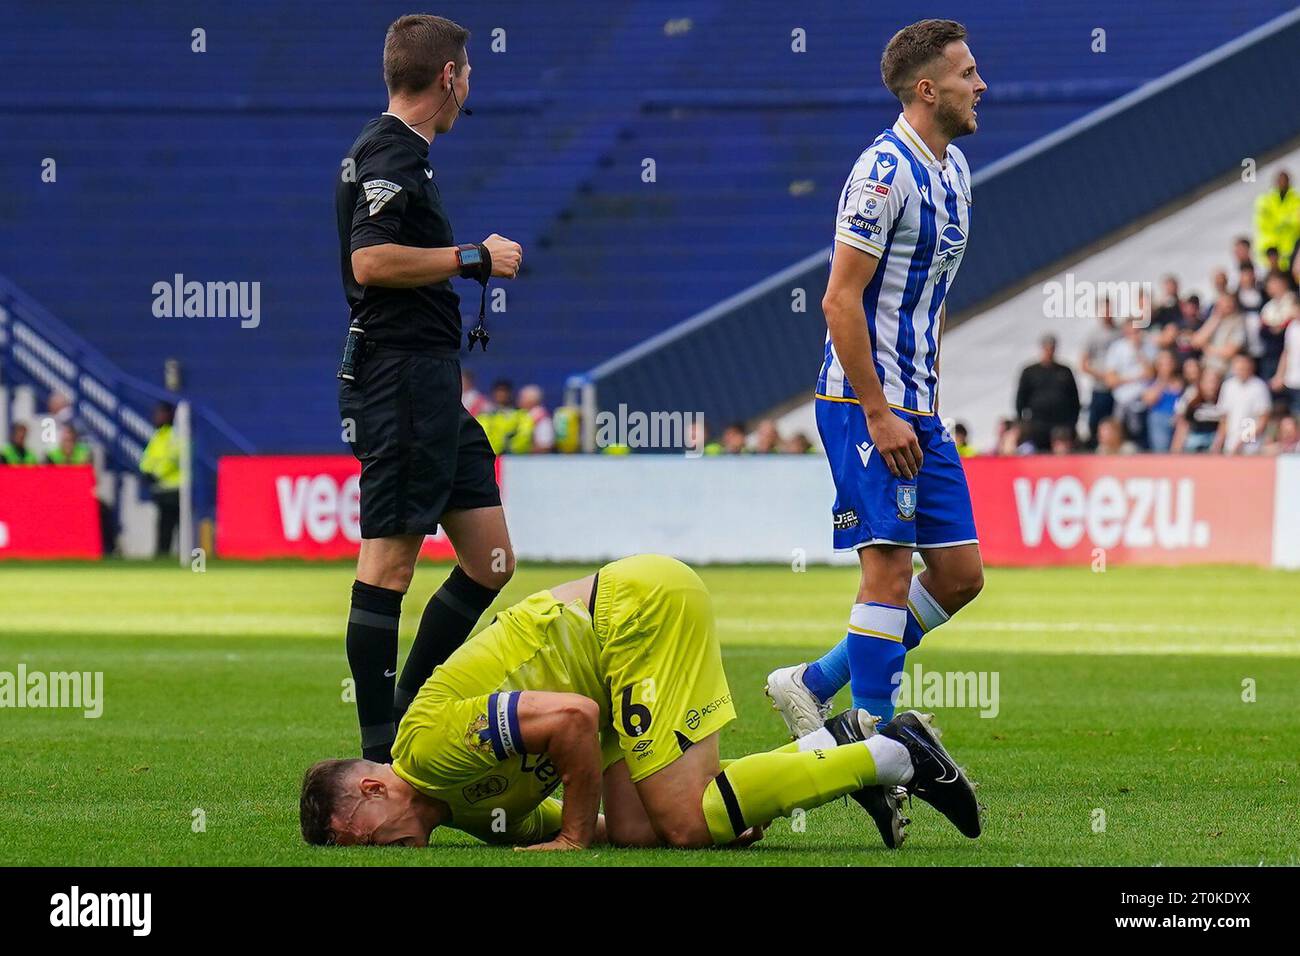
[702,742,879,844]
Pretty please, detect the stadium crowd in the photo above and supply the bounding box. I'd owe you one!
[460,372,818,455]
[999,169,1300,457]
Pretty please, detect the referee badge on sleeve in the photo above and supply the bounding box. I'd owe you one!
[362,179,402,215]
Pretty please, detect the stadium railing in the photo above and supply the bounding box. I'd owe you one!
[0,276,255,557]
[577,6,1300,435]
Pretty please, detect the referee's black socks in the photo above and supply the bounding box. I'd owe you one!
[346,580,403,763]
[394,565,501,718]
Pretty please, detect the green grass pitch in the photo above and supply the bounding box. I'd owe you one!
[1,560,1297,867]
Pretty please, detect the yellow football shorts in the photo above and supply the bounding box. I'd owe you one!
[593,554,736,782]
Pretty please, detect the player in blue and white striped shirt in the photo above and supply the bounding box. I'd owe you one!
[767,19,988,849]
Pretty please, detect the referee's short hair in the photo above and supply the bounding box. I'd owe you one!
[880,19,968,103]
[384,14,470,96]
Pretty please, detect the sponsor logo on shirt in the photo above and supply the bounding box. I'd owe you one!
[362,178,402,215]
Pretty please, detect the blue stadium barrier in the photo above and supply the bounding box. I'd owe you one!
[0,277,254,529]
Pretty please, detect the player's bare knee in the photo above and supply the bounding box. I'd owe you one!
[657,818,713,849]
[955,567,984,607]
[607,817,659,848]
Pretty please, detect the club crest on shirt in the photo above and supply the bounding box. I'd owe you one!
[896,484,917,521]
[465,712,494,755]
[935,223,967,273]
[362,178,402,216]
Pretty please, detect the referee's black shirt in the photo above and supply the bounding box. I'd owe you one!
[336,113,461,352]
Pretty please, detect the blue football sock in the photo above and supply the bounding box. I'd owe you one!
[845,602,908,721]
[802,642,850,702]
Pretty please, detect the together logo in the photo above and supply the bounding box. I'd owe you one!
[50,886,151,936]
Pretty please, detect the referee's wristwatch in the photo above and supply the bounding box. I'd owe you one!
[456,243,492,283]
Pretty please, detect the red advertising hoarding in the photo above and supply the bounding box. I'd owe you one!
[216,455,468,559]
[964,455,1275,566]
[0,465,101,559]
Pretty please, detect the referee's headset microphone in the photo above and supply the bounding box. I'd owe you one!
[410,74,472,127]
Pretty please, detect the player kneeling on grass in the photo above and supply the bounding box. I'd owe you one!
[299,555,979,849]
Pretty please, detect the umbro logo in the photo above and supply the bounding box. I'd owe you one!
[363,179,402,215]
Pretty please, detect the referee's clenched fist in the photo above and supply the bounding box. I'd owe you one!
[333,14,520,763]
[482,233,522,278]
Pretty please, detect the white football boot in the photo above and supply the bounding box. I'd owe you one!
[764,663,832,739]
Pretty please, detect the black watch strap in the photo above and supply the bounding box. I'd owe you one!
[457,243,491,283]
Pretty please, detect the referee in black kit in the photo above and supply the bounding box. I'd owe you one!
[335,14,522,762]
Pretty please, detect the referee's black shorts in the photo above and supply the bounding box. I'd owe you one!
[338,347,500,539]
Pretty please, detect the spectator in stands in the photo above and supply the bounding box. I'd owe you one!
[140,401,182,556]
[1269,292,1300,414]
[1190,292,1246,375]
[1232,236,1255,272]
[479,379,520,454]
[1258,272,1296,382]
[1264,415,1299,455]
[1255,169,1300,271]
[513,385,554,454]
[1206,270,1230,316]
[1,422,38,465]
[1014,334,1080,452]
[1103,318,1156,440]
[1080,300,1119,446]
[1217,354,1272,454]
[1049,425,1075,455]
[1173,368,1224,453]
[46,422,118,555]
[780,432,814,455]
[1238,263,1263,313]
[47,391,75,427]
[1095,417,1132,455]
[45,424,91,465]
[460,369,491,418]
[951,422,976,457]
[753,419,780,454]
[1166,295,1203,362]
[1150,275,1182,329]
[995,420,1032,456]
[38,391,78,459]
[1139,349,1184,453]
[1263,246,1283,279]
[720,422,748,454]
